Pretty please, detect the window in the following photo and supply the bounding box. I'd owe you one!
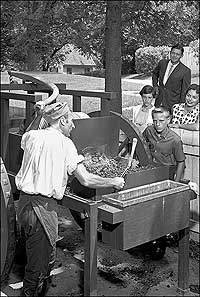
[67,67,72,74]
[84,67,90,74]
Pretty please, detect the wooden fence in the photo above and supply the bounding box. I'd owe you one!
[171,128,199,241]
[181,46,199,76]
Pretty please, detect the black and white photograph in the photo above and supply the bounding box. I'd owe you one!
[1,1,199,296]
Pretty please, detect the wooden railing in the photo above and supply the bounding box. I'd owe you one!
[0,71,117,159]
[1,72,57,159]
[1,84,117,115]
[1,71,117,113]
[171,128,199,241]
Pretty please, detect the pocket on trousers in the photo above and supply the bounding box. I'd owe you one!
[20,203,38,237]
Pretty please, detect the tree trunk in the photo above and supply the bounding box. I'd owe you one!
[26,49,39,71]
[103,0,122,116]
[25,1,40,71]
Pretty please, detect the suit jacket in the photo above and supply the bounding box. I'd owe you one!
[152,59,191,110]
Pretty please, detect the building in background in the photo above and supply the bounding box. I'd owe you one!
[57,44,96,74]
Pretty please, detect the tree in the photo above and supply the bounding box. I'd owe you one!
[0,0,106,71]
[104,0,122,115]
[1,0,65,70]
[120,0,199,73]
[1,0,23,69]
[189,39,199,62]
[1,0,199,72]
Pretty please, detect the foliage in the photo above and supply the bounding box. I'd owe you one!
[0,0,199,72]
[82,69,105,78]
[0,1,23,70]
[121,1,199,48]
[135,46,170,75]
[121,0,199,73]
[189,39,199,62]
[0,0,105,71]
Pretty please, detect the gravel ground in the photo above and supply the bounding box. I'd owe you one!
[2,204,199,297]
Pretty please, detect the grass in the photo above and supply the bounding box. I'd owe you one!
[1,71,145,91]
[1,71,199,120]
[1,71,145,118]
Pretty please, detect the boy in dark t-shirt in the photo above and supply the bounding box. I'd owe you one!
[143,106,186,252]
[143,106,185,181]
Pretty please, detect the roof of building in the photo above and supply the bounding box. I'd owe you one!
[62,44,96,66]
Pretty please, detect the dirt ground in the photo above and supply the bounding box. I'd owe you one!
[1,204,199,297]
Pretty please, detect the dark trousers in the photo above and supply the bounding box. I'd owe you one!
[19,203,55,297]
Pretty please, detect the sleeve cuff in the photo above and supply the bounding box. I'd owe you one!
[67,154,85,175]
[78,154,85,163]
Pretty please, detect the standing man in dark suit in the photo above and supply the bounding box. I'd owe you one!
[152,44,191,110]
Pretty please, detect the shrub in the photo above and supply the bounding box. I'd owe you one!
[82,68,105,78]
[189,39,199,63]
[135,46,170,75]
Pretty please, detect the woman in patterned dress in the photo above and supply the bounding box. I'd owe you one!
[169,84,199,130]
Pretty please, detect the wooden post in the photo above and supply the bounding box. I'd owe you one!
[0,99,9,161]
[73,95,81,112]
[177,227,190,296]
[84,202,98,296]
[25,101,35,126]
[100,94,115,117]
[23,80,35,128]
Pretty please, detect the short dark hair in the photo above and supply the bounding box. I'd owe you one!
[186,84,200,95]
[171,44,184,55]
[152,107,171,118]
[139,85,156,97]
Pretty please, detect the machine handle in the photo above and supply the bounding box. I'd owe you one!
[129,138,138,167]
[113,137,138,192]
[120,138,138,177]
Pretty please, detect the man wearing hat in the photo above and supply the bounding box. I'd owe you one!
[15,102,125,297]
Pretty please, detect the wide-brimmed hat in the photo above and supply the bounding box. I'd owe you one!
[43,102,70,123]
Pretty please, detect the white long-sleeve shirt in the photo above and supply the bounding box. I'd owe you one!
[15,127,84,199]
[163,61,179,85]
[132,104,154,132]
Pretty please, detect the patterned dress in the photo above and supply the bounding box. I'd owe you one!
[172,103,199,125]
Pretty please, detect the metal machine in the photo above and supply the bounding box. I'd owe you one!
[66,113,169,261]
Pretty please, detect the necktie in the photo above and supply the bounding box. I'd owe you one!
[163,64,174,85]
[167,64,174,79]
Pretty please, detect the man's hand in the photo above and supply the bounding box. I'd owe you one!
[113,177,125,190]
[35,101,45,115]
[74,164,125,189]
[188,182,198,195]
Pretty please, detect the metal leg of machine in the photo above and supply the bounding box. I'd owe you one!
[177,227,190,296]
[62,193,98,296]
[84,202,98,296]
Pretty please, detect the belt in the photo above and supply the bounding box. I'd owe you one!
[20,191,53,199]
